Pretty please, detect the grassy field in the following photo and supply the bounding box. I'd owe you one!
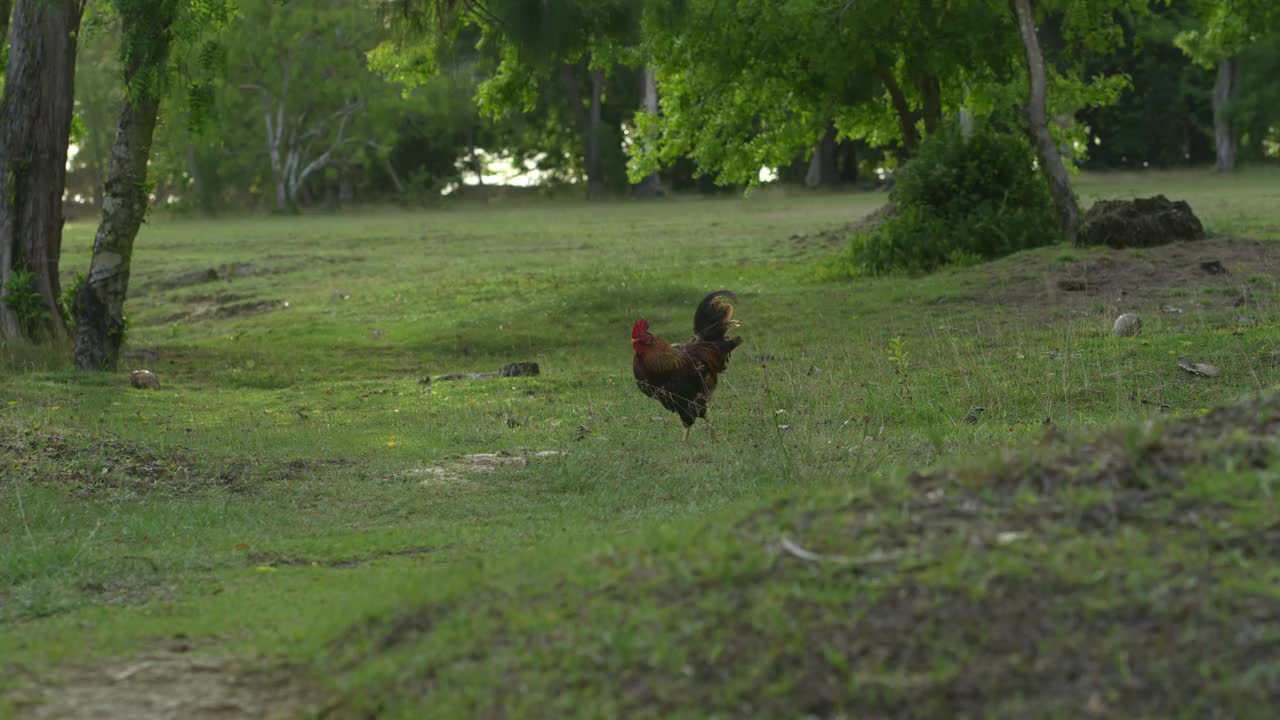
[2,168,1280,717]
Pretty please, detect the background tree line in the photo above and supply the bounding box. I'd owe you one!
[0,0,1277,360]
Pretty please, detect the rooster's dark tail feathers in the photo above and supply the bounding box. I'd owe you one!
[693,290,742,350]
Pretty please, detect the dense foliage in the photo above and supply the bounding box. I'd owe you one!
[837,126,1059,275]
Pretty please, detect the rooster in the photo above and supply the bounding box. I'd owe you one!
[631,290,743,440]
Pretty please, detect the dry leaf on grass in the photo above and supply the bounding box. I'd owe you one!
[1176,357,1220,377]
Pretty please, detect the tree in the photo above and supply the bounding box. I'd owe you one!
[633,65,664,196]
[1012,0,1081,242]
[382,0,644,199]
[1077,2,1216,169]
[68,11,125,209]
[74,0,232,370]
[0,0,85,342]
[1177,0,1280,171]
[230,0,389,212]
[627,0,1026,187]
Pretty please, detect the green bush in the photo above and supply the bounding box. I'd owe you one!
[841,125,1060,276]
[61,271,86,331]
[1,269,49,333]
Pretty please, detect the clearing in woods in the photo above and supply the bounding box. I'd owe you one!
[2,169,1280,717]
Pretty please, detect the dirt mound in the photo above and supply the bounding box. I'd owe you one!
[7,649,321,720]
[337,391,1280,718]
[0,422,252,496]
[978,236,1279,320]
[1079,194,1206,248]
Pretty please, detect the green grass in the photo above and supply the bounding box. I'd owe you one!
[3,169,1280,717]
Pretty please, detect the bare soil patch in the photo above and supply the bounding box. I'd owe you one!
[142,263,278,294]
[976,237,1280,319]
[146,298,288,327]
[7,648,322,720]
[406,449,565,486]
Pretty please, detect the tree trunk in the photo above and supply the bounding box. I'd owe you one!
[74,1,173,371]
[958,107,974,140]
[1011,0,1080,244]
[919,74,942,135]
[880,68,920,158]
[634,65,664,197]
[586,67,607,200]
[837,139,859,184]
[1212,58,1238,173]
[559,61,609,200]
[805,123,840,188]
[0,0,83,341]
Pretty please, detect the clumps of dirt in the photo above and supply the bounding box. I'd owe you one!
[406,449,565,486]
[195,299,287,321]
[245,545,440,569]
[145,263,277,293]
[908,390,1280,538]
[1079,195,1205,248]
[780,202,897,252]
[983,236,1280,319]
[1,424,195,495]
[7,648,323,720]
[147,298,288,327]
[0,422,256,496]
[433,361,541,383]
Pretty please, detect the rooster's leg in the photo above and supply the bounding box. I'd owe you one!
[703,415,722,443]
[682,425,692,442]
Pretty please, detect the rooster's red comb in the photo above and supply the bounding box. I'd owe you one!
[631,319,649,338]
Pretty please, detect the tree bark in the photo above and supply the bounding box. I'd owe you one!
[805,123,840,188]
[837,139,859,184]
[919,74,942,135]
[559,61,609,200]
[880,68,920,158]
[1212,58,1238,173]
[0,0,83,341]
[1011,0,1080,244]
[74,2,173,371]
[634,65,664,197]
[586,67,607,200]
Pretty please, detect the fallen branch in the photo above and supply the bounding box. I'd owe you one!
[778,536,906,567]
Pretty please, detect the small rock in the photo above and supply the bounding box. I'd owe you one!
[499,362,540,378]
[963,406,986,423]
[129,369,161,390]
[1112,313,1142,337]
[1200,260,1227,275]
[1161,305,1184,314]
[1056,278,1087,292]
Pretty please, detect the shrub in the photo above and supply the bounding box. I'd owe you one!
[61,271,86,331]
[840,125,1060,276]
[1,269,50,334]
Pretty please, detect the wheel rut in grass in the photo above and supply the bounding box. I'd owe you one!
[7,647,323,720]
